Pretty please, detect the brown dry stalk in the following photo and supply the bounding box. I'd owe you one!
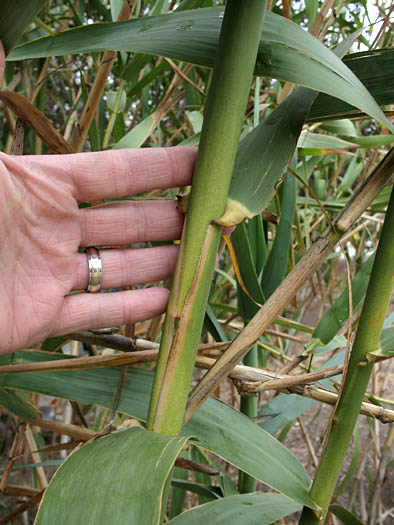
[0,423,26,492]
[3,349,393,423]
[0,491,43,525]
[71,0,136,152]
[184,148,394,422]
[309,0,335,38]
[165,58,206,97]
[3,484,42,497]
[235,365,344,393]
[24,425,48,489]
[175,457,219,476]
[69,330,135,351]
[0,91,74,153]
[23,419,96,441]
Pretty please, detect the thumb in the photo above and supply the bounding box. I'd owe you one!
[0,40,4,83]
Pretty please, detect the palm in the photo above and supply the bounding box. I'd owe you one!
[0,156,80,351]
[0,148,195,354]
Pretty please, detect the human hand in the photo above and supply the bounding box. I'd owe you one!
[0,145,196,355]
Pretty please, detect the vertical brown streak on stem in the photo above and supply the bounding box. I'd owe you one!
[151,226,215,427]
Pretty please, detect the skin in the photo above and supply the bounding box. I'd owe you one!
[0,42,197,354]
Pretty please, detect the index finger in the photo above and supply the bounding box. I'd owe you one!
[33,146,196,201]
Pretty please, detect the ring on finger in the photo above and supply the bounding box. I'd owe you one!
[85,247,102,293]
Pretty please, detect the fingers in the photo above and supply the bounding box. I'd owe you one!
[79,200,183,247]
[27,147,196,202]
[73,245,178,291]
[52,288,170,336]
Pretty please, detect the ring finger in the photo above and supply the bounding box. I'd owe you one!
[72,244,178,291]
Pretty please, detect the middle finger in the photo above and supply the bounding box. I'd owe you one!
[79,200,184,247]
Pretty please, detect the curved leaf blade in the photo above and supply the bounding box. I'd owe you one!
[7,9,393,131]
[36,426,189,525]
[168,493,302,524]
[185,399,315,508]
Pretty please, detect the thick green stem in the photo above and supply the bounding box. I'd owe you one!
[239,344,258,493]
[299,185,394,523]
[147,0,267,435]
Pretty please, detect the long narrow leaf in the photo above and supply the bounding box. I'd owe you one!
[7,9,392,132]
[0,0,47,53]
[261,169,296,299]
[168,493,302,524]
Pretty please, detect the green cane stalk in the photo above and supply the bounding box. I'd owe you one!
[147,0,267,435]
[238,344,259,493]
[299,184,394,523]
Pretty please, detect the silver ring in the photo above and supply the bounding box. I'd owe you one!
[85,247,102,293]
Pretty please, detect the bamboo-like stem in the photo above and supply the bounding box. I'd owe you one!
[185,148,394,421]
[238,344,258,493]
[147,0,267,435]
[299,186,394,523]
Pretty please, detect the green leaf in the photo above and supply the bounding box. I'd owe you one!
[231,222,265,321]
[365,326,394,363]
[347,135,394,148]
[261,169,296,298]
[114,112,156,148]
[8,9,393,132]
[0,0,48,53]
[308,255,375,348]
[0,352,315,508]
[309,335,348,355]
[171,479,221,500]
[36,427,189,525]
[219,88,318,225]
[319,119,358,137]
[329,504,365,525]
[218,32,360,225]
[338,157,364,193]
[169,458,189,520]
[297,131,358,151]
[190,446,218,504]
[106,89,127,112]
[309,48,394,123]
[204,304,228,342]
[168,493,302,524]
[0,387,40,419]
[258,394,315,436]
[186,400,315,507]
[41,336,68,351]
